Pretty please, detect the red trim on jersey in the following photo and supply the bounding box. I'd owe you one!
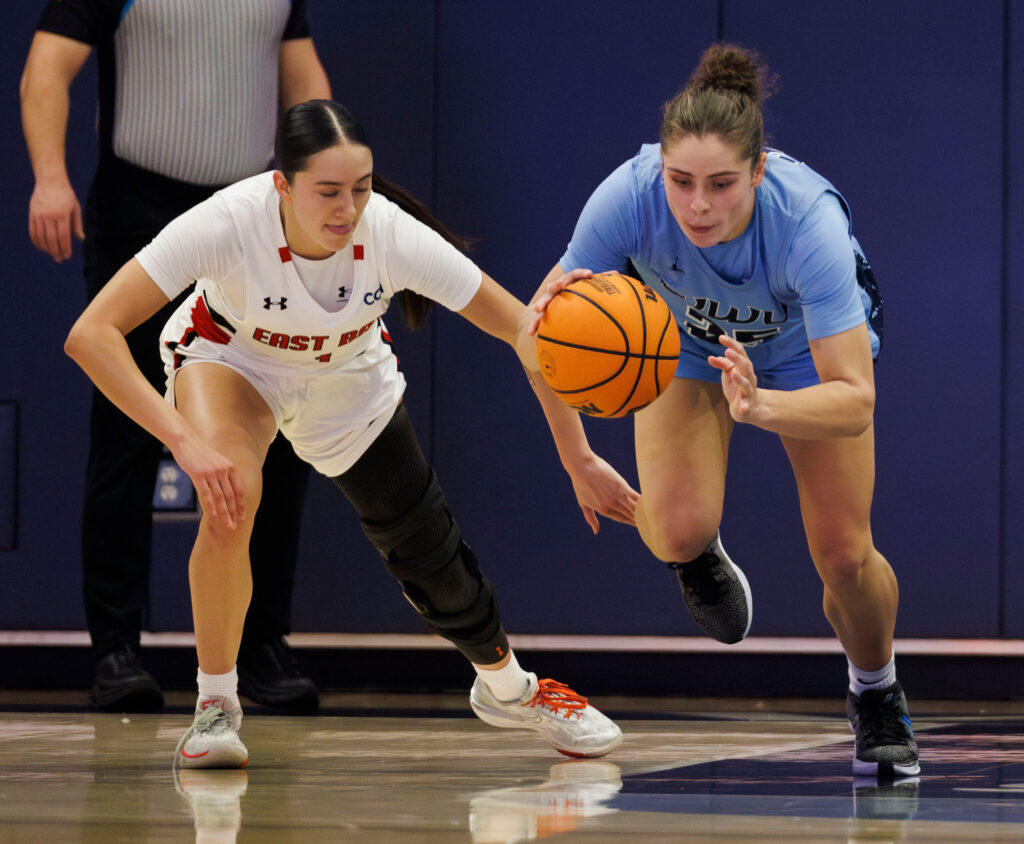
[191,297,232,345]
[353,244,364,260]
[278,246,292,263]
[379,320,399,364]
[166,328,197,370]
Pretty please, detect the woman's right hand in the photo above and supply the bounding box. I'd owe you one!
[564,451,640,534]
[170,437,245,531]
[523,267,593,336]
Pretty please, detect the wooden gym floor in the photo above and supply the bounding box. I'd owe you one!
[2,691,1024,842]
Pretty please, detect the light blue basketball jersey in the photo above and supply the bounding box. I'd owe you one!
[561,144,879,387]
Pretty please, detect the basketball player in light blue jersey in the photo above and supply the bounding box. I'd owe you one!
[524,43,916,780]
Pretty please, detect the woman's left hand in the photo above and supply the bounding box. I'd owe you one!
[708,334,760,423]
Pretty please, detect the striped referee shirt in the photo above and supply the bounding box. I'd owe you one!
[37,0,311,186]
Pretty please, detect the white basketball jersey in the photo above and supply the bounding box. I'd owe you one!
[139,172,481,380]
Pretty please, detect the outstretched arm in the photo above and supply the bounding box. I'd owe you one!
[458,269,638,532]
[20,31,91,263]
[64,260,244,528]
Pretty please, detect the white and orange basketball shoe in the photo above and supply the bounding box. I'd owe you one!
[174,697,248,769]
[470,673,622,758]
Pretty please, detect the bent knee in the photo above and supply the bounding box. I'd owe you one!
[641,512,719,563]
[197,467,263,542]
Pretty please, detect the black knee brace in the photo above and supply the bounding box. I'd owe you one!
[360,469,507,663]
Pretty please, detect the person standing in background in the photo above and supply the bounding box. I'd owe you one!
[20,0,331,712]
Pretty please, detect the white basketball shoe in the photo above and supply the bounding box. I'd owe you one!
[470,673,622,758]
[174,697,248,769]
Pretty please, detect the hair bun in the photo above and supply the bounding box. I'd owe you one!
[688,43,775,103]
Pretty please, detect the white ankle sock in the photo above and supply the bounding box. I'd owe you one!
[197,666,240,710]
[848,654,896,695]
[473,650,531,702]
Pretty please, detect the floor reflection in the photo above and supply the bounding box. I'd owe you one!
[468,759,622,842]
[175,769,247,844]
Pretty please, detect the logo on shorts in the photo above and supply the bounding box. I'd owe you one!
[263,297,288,310]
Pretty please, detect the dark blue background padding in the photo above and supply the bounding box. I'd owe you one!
[0,1,1014,644]
[1001,0,1023,637]
[0,403,17,550]
[429,1,722,636]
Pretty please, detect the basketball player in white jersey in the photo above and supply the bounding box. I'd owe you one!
[65,100,637,767]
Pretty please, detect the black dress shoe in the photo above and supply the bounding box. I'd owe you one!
[238,637,319,709]
[90,645,164,712]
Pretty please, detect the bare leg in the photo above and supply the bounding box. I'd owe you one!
[781,424,897,671]
[632,379,753,643]
[173,364,277,675]
[634,378,732,562]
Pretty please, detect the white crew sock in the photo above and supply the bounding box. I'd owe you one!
[197,666,241,711]
[848,654,896,695]
[473,649,531,702]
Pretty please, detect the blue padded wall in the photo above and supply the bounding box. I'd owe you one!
[0,403,16,550]
[428,1,721,636]
[1001,0,1023,636]
[0,0,1017,645]
[2,15,97,627]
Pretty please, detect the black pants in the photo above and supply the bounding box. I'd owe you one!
[81,156,310,660]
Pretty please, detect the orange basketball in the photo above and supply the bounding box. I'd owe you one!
[536,272,681,418]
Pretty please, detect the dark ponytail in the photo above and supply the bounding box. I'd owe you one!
[277,100,472,331]
[370,173,473,330]
[660,44,778,166]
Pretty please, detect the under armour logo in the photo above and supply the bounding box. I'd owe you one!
[263,297,288,310]
[670,261,686,275]
[337,286,350,301]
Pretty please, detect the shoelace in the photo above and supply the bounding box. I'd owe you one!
[529,679,588,720]
[193,706,232,734]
